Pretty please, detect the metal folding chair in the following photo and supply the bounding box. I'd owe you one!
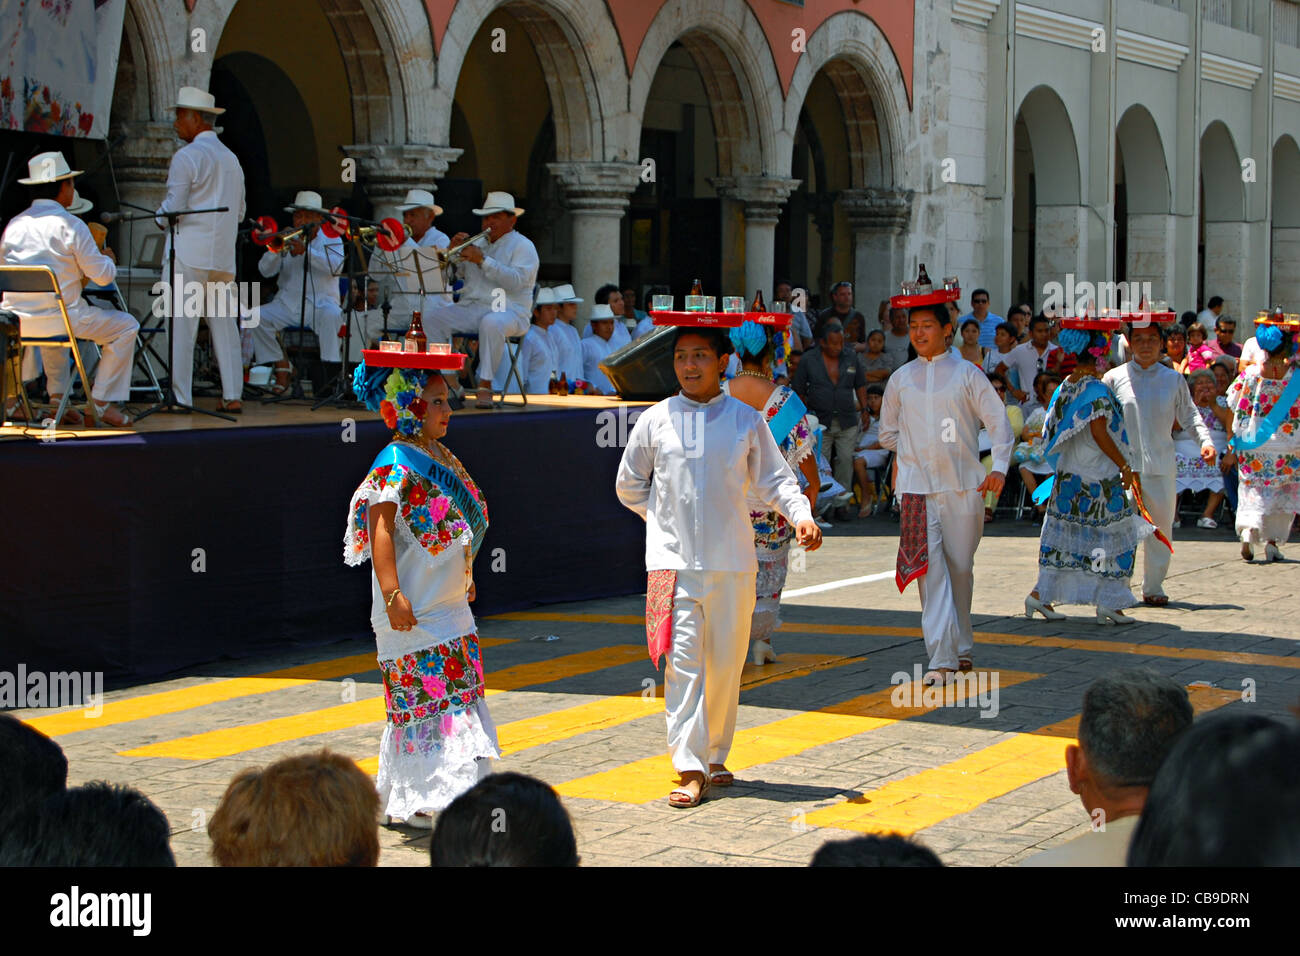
[83,281,165,402]
[454,331,527,408]
[0,265,100,426]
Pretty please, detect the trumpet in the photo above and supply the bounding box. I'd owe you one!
[250,218,316,254]
[436,229,491,267]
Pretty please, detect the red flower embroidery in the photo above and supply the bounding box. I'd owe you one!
[437,528,451,543]
[408,483,427,506]
[443,658,464,680]
[399,673,415,687]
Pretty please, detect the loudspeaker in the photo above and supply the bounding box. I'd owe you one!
[599,326,677,400]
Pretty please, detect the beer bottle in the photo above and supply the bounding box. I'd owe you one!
[750,289,767,312]
[690,278,703,297]
[916,264,932,294]
[558,372,569,396]
[548,372,559,395]
[405,310,427,352]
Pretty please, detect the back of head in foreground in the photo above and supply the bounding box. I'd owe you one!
[208,749,380,866]
[809,834,943,867]
[1126,711,1300,866]
[431,772,579,867]
[0,714,68,829]
[0,781,174,867]
[1076,669,1193,794]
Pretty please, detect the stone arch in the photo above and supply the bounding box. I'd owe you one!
[1200,121,1243,222]
[435,0,627,161]
[630,0,785,176]
[784,11,909,188]
[1271,135,1300,228]
[1016,85,1082,206]
[1116,105,1171,214]
[116,0,177,123]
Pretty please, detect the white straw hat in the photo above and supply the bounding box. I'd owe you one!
[552,283,583,303]
[396,188,444,216]
[67,190,93,215]
[17,151,81,185]
[284,190,329,213]
[534,287,559,307]
[471,190,524,217]
[589,304,616,320]
[175,86,225,115]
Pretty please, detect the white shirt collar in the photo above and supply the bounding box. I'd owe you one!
[677,389,727,409]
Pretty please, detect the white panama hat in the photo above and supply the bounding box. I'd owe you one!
[284,190,330,214]
[175,86,225,115]
[534,287,559,307]
[471,190,524,217]
[18,151,81,185]
[396,188,444,216]
[552,283,583,303]
[67,190,93,215]
[589,304,616,321]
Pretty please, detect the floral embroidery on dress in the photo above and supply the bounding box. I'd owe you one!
[379,637,486,756]
[1228,371,1300,487]
[765,386,815,470]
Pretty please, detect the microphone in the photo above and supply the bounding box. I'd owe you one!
[100,211,135,224]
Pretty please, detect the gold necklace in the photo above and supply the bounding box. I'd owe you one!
[734,370,771,381]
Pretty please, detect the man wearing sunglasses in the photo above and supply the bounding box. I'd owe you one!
[961,289,1004,350]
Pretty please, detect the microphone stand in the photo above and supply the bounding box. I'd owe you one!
[130,205,236,422]
[312,233,368,410]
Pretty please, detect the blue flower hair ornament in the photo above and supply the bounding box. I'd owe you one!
[1257,324,1284,352]
[1058,328,1112,358]
[729,320,769,359]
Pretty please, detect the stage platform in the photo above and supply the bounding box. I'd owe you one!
[0,394,654,682]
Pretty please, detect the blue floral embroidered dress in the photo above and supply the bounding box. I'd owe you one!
[1228,367,1300,546]
[344,438,499,818]
[1033,376,1154,609]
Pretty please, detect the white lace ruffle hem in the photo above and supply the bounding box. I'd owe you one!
[1032,566,1139,610]
[376,697,500,818]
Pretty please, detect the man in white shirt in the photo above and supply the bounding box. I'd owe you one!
[1,151,138,426]
[423,191,538,408]
[496,287,561,395]
[1104,323,1215,604]
[584,284,633,348]
[1005,314,1061,409]
[879,303,1013,681]
[550,283,588,390]
[1196,295,1224,333]
[1022,671,1192,867]
[250,191,345,392]
[156,87,246,412]
[616,326,821,807]
[364,188,449,356]
[581,304,619,395]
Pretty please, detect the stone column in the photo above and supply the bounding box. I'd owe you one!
[1125,213,1179,305]
[1272,227,1300,311]
[841,187,913,315]
[548,161,641,331]
[1035,205,1090,308]
[1204,221,1252,323]
[110,121,179,317]
[712,176,802,300]
[346,144,464,221]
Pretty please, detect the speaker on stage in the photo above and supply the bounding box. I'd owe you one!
[598,326,677,400]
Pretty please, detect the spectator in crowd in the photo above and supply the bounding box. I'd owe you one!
[984,321,1022,392]
[1185,322,1216,371]
[1206,316,1242,362]
[775,279,814,350]
[0,781,174,866]
[1163,325,1189,373]
[1022,670,1193,867]
[1172,369,1230,529]
[208,750,380,867]
[584,284,631,348]
[860,329,896,384]
[0,715,67,829]
[810,834,943,867]
[881,305,912,368]
[787,348,803,378]
[431,772,579,866]
[979,371,1024,522]
[496,287,564,395]
[581,304,619,395]
[550,284,590,390]
[957,317,985,365]
[816,280,865,339]
[1128,712,1300,866]
[621,285,647,324]
[1196,295,1224,333]
[791,319,868,521]
[852,383,889,516]
[842,311,868,354]
[1005,315,1062,409]
[1014,371,1061,519]
[1211,358,1234,397]
[1009,303,1033,342]
[959,288,1004,349]
[1179,309,1198,330]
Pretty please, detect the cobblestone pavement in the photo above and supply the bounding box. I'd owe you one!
[15,516,1299,867]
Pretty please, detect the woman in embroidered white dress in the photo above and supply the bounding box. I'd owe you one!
[723,321,818,665]
[345,361,498,828]
[1173,369,1231,529]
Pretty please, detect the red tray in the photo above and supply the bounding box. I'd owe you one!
[362,348,465,370]
[650,310,792,329]
[1059,317,1126,331]
[889,287,961,310]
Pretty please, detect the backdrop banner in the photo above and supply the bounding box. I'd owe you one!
[1,0,127,138]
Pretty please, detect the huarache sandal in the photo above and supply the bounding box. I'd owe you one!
[667,774,709,808]
[216,400,243,414]
[1142,594,1168,607]
[958,658,973,672]
[708,765,734,787]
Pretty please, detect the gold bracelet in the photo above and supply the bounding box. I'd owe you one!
[385,587,402,608]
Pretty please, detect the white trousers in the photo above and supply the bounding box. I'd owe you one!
[423,301,528,388]
[38,302,138,403]
[250,294,342,364]
[915,489,984,671]
[1132,472,1175,597]
[663,569,757,774]
[169,264,244,403]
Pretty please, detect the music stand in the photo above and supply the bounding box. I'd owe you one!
[259,227,320,406]
[131,205,236,423]
[311,232,374,410]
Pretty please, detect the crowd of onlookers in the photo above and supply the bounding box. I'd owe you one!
[3,671,1296,867]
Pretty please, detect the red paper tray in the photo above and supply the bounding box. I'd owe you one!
[888,287,961,310]
[1059,317,1126,331]
[650,310,792,329]
[362,348,465,370]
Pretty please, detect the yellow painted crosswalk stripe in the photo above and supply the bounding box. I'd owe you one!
[120,645,649,760]
[803,685,1240,835]
[554,669,1040,805]
[25,639,515,739]
[354,652,861,774]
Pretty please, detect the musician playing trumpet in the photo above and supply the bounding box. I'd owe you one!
[423,191,538,409]
[363,189,448,358]
[250,190,345,394]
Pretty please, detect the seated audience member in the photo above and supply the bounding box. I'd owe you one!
[581,304,620,395]
[431,772,579,867]
[1211,357,1234,397]
[1172,369,1231,528]
[208,750,379,867]
[1127,713,1300,866]
[860,329,895,384]
[1014,371,1061,518]
[0,781,174,866]
[810,834,943,867]
[1021,670,1192,867]
[0,714,67,828]
[1162,324,1189,373]
[1206,316,1242,362]
[583,284,631,348]
[550,283,589,390]
[497,286,564,395]
[852,384,889,516]
[979,372,1024,522]
[983,321,1022,390]
[1185,322,1216,371]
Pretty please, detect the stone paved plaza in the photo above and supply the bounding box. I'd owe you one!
[15,517,1299,867]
